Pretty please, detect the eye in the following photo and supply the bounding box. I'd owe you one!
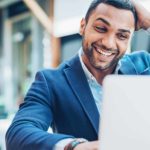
[95,26,107,33]
[117,33,129,40]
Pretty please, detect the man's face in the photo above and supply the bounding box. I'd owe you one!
[80,3,135,71]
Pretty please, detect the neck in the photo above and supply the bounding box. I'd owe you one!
[82,55,116,85]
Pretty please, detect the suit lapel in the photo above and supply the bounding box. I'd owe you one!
[64,55,99,135]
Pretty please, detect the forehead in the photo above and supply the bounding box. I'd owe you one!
[88,3,135,29]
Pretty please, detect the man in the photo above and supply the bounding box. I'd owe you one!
[6,0,150,150]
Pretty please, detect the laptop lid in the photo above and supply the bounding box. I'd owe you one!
[99,75,150,150]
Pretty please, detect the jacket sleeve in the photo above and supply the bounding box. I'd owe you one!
[5,70,74,150]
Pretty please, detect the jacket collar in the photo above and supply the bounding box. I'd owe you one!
[64,55,99,136]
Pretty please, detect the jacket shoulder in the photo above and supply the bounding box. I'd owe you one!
[123,51,150,74]
[38,55,79,78]
[126,51,150,65]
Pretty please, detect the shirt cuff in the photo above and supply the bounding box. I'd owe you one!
[53,138,74,150]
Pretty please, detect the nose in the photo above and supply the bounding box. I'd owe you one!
[101,34,116,50]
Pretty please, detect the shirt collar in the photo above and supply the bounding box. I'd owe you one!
[78,48,97,83]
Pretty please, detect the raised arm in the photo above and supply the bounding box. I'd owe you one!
[5,71,74,150]
[132,0,150,30]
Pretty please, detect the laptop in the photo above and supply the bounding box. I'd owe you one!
[99,75,150,150]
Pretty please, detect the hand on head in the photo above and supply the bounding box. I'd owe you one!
[131,0,150,30]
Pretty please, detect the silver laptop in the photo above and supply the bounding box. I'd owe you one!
[99,75,150,150]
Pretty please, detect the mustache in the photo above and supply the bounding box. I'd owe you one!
[92,43,119,53]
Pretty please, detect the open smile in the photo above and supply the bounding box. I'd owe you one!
[93,45,118,57]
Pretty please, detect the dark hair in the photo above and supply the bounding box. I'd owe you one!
[85,0,137,26]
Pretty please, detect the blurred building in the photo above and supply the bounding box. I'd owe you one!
[0,0,149,115]
[0,0,46,115]
[0,0,92,116]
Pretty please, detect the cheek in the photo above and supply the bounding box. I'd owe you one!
[83,34,95,48]
[118,41,129,54]
[84,27,102,43]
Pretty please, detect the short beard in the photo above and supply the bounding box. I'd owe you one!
[91,56,120,71]
[82,43,122,72]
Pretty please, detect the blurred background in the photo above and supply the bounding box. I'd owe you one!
[0,0,149,149]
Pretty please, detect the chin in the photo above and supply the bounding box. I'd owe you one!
[92,61,118,71]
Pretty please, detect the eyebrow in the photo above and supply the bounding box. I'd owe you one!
[96,17,131,34]
[96,18,110,26]
[118,29,131,34]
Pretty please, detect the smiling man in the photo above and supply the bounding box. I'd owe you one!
[6,0,150,150]
[80,1,136,84]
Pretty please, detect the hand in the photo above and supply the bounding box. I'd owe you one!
[74,141,99,150]
[131,0,150,30]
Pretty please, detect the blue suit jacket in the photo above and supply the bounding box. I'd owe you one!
[6,51,150,150]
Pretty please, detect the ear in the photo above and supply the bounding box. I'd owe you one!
[79,18,86,36]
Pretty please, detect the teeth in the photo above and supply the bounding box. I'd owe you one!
[97,49,113,56]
